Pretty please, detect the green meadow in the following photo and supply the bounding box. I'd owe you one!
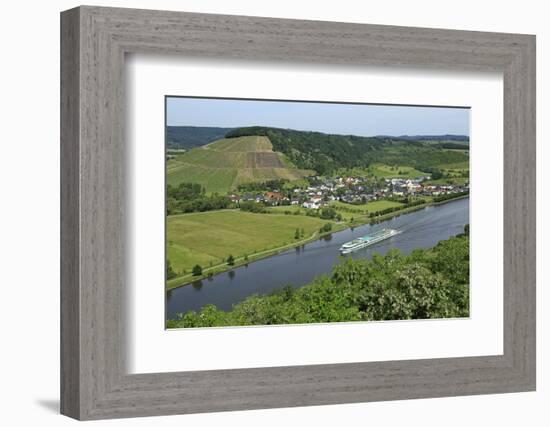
[330,199,405,220]
[167,209,330,277]
[425,159,469,185]
[368,163,428,178]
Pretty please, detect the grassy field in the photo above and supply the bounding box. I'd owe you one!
[336,165,424,178]
[444,149,470,154]
[424,159,469,185]
[167,164,238,194]
[266,200,407,221]
[332,164,428,179]
[267,200,406,221]
[334,160,469,182]
[266,205,304,214]
[330,199,405,220]
[167,209,330,277]
[203,135,272,152]
[167,136,313,193]
[166,195,466,289]
[427,177,469,185]
[368,164,427,178]
[438,160,469,173]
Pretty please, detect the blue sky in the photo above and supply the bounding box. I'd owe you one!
[166,97,470,137]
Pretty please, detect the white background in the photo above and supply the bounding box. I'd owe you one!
[0,0,547,426]
[128,57,503,373]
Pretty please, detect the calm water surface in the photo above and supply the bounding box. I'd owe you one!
[166,197,469,319]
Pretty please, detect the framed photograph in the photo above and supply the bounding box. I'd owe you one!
[164,97,471,328]
[61,6,536,420]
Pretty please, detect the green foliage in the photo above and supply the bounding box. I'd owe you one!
[192,264,203,276]
[372,207,397,217]
[319,207,337,220]
[422,167,444,180]
[406,198,427,208]
[320,222,333,233]
[167,234,470,328]
[166,260,177,280]
[433,191,469,203]
[431,142,470,150]
[166,182,231,215]
[239,201,267,213]
[237,179,288,193]
[166,126,233,149]
[227,254,235,266]
[225,127,469,175]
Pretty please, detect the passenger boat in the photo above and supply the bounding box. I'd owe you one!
[339,228,400,254]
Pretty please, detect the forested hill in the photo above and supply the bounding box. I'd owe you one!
[225,126,469,175]
[376,134,469,143]
[167,126,234,149]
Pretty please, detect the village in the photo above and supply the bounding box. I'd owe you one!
[229,174,469,210]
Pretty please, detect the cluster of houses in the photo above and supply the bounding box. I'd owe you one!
[228,175,469,210]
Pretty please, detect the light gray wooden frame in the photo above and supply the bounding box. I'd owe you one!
[60,5,536,421]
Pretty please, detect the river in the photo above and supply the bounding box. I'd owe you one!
[166,197,469,319]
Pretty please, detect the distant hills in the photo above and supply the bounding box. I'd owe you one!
[375,134,469,151]
[166,125,469,151]
[224,127,469,175]
[166,126,470,191]
[166,126,234,149]
[376,134,469,143]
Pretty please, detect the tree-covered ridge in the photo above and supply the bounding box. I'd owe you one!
[167,229,469,328]
[166,126,234,149]
[225,127,469,174]
[376,134,469,143]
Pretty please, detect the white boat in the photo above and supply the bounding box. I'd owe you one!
[339,228,401,254]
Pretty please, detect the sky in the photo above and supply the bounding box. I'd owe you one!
[166,97,470,137]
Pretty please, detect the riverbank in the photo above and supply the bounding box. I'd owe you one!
[166,221,347,290]
[356,193,469,225]
[166,193,469,290]
[167,232,470,327]
[166,196,470,317]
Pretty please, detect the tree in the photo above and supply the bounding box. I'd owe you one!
[166,260,177,280]
[192,264,203,276]
[294,228,300,239]
[239,201,267,213]
[320,207,337,220]
[320,223,333,233]
[227,254,235,266]
[166,182,231,215]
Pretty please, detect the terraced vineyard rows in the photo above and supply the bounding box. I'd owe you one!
[167,135,313,193]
